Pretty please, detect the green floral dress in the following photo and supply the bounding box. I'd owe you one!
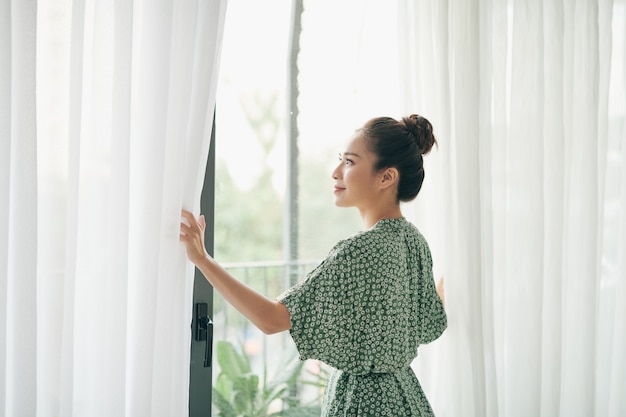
[277,218,447,416]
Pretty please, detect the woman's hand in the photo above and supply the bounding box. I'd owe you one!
[179,208,291,334]
[436,276,445,307]
[180,209,209,265]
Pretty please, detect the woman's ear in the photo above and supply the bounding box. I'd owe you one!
[379,167,399,190]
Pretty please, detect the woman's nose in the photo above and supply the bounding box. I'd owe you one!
[331,163,341,179]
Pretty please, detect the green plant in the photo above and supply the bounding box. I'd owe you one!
[212,340,322,417]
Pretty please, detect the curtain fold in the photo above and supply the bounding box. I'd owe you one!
[398,1,626,417]
[1,1,38,415]
[2,0,226,416]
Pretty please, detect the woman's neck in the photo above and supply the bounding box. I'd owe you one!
[359,205,403,229]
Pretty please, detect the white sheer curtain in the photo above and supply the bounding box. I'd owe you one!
[297,1,622,414]
[397,1,626,417]
[298,0,621,413]
[1,0,226,416]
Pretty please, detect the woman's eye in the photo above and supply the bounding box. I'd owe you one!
[337,153,353,165]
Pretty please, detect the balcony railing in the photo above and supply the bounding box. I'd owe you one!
[212,259,324,409]
[215,260,318,340]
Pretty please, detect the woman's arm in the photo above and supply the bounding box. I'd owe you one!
[180,210,291,335]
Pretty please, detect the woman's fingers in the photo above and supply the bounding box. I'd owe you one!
[180,210,208,264]
[179,223,192,238]
[181,209,196,227]
[181,210,205,232]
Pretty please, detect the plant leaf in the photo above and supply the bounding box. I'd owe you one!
[266,350,304,391]
[212,387,238,417]
[263,382,287,403]
[214,373,232,401]
[216,340,252,381]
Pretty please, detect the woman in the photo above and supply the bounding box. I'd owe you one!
[180,114,447,416]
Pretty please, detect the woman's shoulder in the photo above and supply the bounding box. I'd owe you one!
[331,218,417,255]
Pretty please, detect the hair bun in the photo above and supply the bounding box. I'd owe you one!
[403,114,437,155]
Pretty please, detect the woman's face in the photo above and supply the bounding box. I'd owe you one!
[331,132,381,209]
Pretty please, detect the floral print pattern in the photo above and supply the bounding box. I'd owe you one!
[278,218,447,416]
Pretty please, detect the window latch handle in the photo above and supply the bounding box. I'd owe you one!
[194,303,213,368]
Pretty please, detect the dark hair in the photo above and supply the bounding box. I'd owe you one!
[361,114,437,202]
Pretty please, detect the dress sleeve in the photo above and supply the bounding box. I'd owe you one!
[276,239,366,373]
[277,233,429,374]
[415,244,447,345]
[277,226,447,374]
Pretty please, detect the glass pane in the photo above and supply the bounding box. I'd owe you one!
[213,1,407,414]
[214,1,327,415]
